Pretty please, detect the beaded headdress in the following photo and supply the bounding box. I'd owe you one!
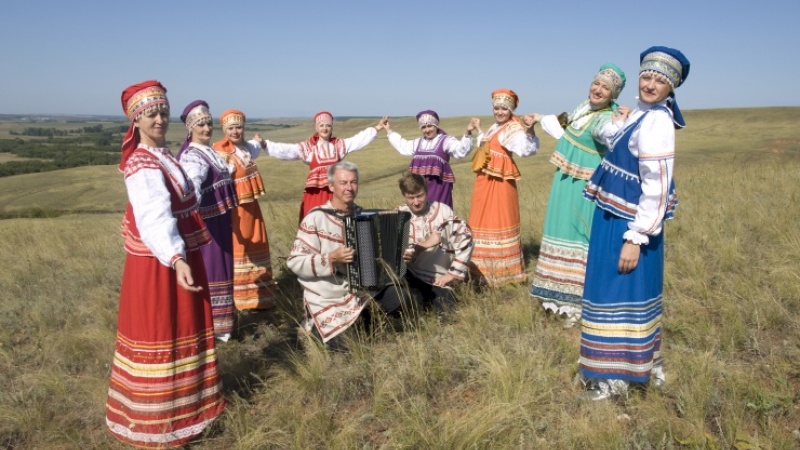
[416,110,440,128]
[314,111,334,125]
[594,63,626,99]
[220,109,245,129]
[123,82,169,122]
[491,89,518,111]
[639,46,690,89]
[182,101,212,130]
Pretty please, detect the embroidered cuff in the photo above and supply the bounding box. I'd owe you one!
[170,254,184,269]
[623,230,650,246]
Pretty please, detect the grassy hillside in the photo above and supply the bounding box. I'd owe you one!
[0,107,798,448]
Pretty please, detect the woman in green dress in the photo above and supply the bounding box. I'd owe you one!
[529,64,626,327]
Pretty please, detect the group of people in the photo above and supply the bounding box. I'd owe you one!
[523,46,689,402]
[106,44,689,447]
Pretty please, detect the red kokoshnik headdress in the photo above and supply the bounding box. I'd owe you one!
[119,80,169,171]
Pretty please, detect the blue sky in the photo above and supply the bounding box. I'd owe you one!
[1,0,798,119]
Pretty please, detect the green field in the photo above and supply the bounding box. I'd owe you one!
[0,107,799,448]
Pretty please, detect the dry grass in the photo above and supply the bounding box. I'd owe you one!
[0,107,799,449]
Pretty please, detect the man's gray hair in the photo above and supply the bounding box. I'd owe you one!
[327,160,359,184]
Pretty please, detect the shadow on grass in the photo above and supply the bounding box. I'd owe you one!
[522,241,540,267]
[217,257,307,400]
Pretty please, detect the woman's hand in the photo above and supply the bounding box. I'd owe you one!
[467,117,482,135]
[613,106,631,124]
[253,133,266,149]
[521,113,540,127]
[375,115,389,132]
[174,258,203,293]
[618,242,640,274]
[521,114,538,135]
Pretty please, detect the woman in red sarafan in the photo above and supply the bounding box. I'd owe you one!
[106,80,224,448]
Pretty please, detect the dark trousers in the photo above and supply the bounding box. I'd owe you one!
[372,272,455,316]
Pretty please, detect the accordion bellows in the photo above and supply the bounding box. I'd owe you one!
[345,210,411,292]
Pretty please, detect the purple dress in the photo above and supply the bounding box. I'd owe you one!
[408,131,456,208]
[179,143,239,340]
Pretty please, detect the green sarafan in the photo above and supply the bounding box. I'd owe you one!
[0,108,799,449]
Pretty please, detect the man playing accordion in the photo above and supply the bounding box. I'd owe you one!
[288,161,415,346]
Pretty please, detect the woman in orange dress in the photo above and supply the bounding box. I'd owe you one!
[468,89,539,286]
[212,110,276,310]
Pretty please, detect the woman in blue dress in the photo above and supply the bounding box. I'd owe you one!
[579,46,690,400]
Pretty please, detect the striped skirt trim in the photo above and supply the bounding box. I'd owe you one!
[578,208,666,383]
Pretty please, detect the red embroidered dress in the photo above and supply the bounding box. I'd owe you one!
[107,146,224,448]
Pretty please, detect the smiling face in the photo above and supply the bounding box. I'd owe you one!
[329,168,358,210]
[190,118,213,145]
[223,124,244,144]
[315,121,333,141]
[588,79,613,109]
[639,72,673,104]
[136,108,170,147]
[493,105,512,124]
[420,124,438,139]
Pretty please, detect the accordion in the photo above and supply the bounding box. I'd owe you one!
[344,209,412,292]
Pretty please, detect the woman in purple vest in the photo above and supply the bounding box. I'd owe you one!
[178,100,239,342]
[381,111,477,209]
[579,46,690,401]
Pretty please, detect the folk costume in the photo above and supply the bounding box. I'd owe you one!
[530,64,626,324]
[468,89,539,286]
[287,201,369,343]
[106,81,224,448]
[212,109,277,310]
[399,201,473,312]
[387,110,474,208]
[265,111,378,221]
[178,100,239,341]
[579,47,690,399]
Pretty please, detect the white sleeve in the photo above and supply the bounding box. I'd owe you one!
[343,127,378,153]
[539,114,565,140]
[590,111,615,143]
[245,140,265,159]
[596,121,622,148]
[287,214,337,278]
[179,149,209,202]
[264,140,304,161]
[444,135,474,159]
[125,169,185,266]
[503,127,539,157]
[387,131,416,156]
[624,110,676,243]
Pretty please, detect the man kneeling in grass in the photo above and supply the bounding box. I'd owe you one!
[287,161,417,347]
[394,171,474,316]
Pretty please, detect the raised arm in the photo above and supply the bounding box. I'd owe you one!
[342,125,379,153]
[501,120,540,157]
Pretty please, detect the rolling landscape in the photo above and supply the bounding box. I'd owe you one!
[0,107,798,448]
